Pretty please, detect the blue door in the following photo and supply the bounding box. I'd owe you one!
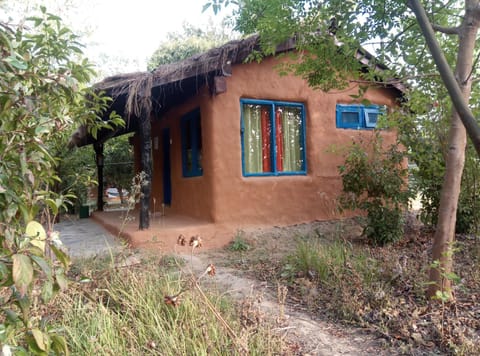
[162,128,172,205]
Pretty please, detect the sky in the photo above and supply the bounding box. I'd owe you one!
[2,0,229,76]
[84,0,226,73]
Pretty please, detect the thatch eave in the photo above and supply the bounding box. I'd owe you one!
[94,35,261,97]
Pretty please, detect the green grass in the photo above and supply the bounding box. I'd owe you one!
[276,232,480,353]
[281,238,384,321]
[54,255,286,355]
[228,235,251,252]
[282,239,378,284]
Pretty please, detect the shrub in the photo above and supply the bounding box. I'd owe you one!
[397,96,480,234]
[0,9,121,354]
[338,132,412,245]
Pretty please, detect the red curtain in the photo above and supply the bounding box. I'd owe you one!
[275,109,283,171]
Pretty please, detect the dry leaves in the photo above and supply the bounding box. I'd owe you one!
[206,263,216,276]
[189,235,202,249]
[177,234,203,250]
[164,294,180,307]
[177,234,187,246]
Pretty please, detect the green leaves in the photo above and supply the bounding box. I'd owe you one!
[0,7,112,354]
[31,328,49,352]
[338,132,412,245]
[50,334,69,355]
[147,22,232,70]
[4,55,28,70]
[50,244,71,271]
[26,328,69,355]
[103,134,134,203]
[202,0,238,15]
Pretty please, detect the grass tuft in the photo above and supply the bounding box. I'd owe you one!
[228,234,251,252]
[53,254,286,355]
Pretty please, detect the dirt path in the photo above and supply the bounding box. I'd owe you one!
[181,253,392,356]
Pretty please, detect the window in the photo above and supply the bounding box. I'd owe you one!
[241,99,306,176]
[336,104,384,129]
[181,108,202,177]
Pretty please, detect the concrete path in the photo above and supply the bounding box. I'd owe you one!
[54,216,125,258]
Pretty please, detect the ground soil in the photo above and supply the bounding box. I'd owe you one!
[180,219,400,355]
[186,255,389,355]
[177,216,479,355]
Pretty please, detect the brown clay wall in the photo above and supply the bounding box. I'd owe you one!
[143,55,400,228]
[148,94,216,221]
[206,55,399,226]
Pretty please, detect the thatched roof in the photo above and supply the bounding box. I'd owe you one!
[70,35,265,147]
[70,34,404,147]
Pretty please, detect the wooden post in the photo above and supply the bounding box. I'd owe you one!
[94,143,104,212]
[138,107,152,230]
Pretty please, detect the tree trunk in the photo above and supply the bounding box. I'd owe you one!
[138,108,152,230]
[118,186,125,204]
[428,113,467,299]
[426,1,480,299]
[94,143,104,212]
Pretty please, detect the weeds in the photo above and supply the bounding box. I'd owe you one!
[228,232,251,252]
[118,171,147,235]
[282,239,376,286]
[53,250,287,355]
[282,239,381,322]
[223,220,480,354]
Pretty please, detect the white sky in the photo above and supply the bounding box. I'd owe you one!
[2,0,228,76]
[84,0,224,73]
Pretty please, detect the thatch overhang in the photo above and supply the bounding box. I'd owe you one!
[70,35,263,147]
[70,34,405,148]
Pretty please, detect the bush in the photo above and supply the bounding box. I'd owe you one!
[0,9,122,354]
[338,132,412,245]
[364,204,405,245]
[397,96,480,234]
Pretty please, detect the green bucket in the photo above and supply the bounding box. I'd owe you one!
[79,205,89,219]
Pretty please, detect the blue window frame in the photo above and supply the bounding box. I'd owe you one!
[336,104,383,129]
[241,99,307,177]
[181,108,202,177]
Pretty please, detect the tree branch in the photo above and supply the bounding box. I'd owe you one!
[432,24,460,35]
[465,50,480,84]
[408,0,480,158]
[351,72,441,86]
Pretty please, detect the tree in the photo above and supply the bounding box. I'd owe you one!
[0,7,120,353]
[103,134,134,204]
[407,0,480,299]
[57,145,97,210]
[204,0,480,299]
[147,21,234,70]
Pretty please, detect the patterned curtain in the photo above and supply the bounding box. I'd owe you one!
[243,104,263,173]
[279,106,303,172]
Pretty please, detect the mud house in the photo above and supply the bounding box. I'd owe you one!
[71,35,404,247]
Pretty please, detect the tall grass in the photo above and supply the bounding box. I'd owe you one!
[282,238,383,320]
[54,255,286,355]
[284,239,378,284]
[278,233,480,354]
